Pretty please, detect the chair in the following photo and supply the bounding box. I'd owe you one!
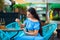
[42,23,57,40]
[0,30,10,40]
[6,22,20,30]
[0,22,23,40]
[0,22,57,40]
[14,23,57,40]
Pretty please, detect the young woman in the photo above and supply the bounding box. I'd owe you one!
[15,7,44,40]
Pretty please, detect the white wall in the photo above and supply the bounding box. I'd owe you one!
[4,0,11,5]
[24,0,45,3]
[4,0,60,4]
[24,0,60,3]
[48,0,60,3]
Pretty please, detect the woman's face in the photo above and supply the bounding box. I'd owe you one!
[27,11,34,18]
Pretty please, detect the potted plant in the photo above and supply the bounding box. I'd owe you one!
[13,4,27,14]
[13,3,32,14]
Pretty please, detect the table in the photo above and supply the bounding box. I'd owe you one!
[0,25,5,29]
[0,29,23,40]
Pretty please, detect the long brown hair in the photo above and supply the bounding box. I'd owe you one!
[27,7,42,36]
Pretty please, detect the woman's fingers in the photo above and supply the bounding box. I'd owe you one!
[15,18,20,22]
[20,28,24,30]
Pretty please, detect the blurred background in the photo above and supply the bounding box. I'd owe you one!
[0,0,60,40]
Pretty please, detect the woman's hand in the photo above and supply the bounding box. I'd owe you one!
[20,28,24,30]
[23,29,27,32]
[23,28,39,36]
[15,18,25,29]
[15,18,20,22]
[23,29,28,34]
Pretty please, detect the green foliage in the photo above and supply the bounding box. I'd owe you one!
[13,3,32,10]
[53,14,60,21]
[49,3,60,10]
[13,4,27,10]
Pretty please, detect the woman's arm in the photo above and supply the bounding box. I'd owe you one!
[15,18,25,30]
[24,29,39,36]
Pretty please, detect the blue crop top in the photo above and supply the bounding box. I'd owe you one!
[23,18,40,31]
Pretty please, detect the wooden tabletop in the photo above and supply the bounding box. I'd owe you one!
[0,25,5,29]
[0,28,23,32]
